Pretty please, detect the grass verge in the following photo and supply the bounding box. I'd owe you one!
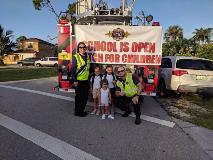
[183,93,213,130]
[0,67,57,82]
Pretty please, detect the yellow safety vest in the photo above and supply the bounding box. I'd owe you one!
[74,53,90,81]
[116,73,138,97]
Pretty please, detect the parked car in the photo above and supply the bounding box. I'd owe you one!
[34,57,58,67]
[158,56,213,97]
[17,57,40,66]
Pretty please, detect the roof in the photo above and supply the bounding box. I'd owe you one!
[25,38,55,46]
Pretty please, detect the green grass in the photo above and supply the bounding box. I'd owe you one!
[187,108,213,130]
[0,68,57,82]
[183,93,213,130]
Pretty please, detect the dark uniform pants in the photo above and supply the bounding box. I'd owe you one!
[114,95,144,117]
[75,80,89,114]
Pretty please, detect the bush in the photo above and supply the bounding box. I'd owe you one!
[196,44,213,61]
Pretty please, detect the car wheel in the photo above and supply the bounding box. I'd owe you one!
[158,80,168,98]
[18,63,23,67]
[36,63,41,67]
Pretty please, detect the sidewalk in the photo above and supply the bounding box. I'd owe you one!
[173,118,213,159]
[0,64,19,68]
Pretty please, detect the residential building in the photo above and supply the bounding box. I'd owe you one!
[3,38,57,64]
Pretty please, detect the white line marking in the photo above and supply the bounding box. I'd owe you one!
[0,113,101,160]
[0,84,175,128]
[0,77,57,85]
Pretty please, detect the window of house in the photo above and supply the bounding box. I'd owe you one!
[26,42,33,49]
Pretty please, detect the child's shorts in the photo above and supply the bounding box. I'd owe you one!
[92,88,99,99]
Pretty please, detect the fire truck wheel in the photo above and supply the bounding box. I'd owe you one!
[158,80,168,98]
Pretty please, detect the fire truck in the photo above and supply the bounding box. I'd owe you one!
[55,0,162,96]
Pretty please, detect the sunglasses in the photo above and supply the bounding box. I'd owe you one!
[117,69,125,73]
[79,46,86,49]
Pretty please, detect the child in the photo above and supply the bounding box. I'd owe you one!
[103,65,116,119]
[90,66,102,115]
[99,79,112,119]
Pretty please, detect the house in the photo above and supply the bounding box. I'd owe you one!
[3,38,57,64]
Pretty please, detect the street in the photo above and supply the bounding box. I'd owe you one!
[0,77,212,160]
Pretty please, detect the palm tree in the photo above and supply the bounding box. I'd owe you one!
[164,25,184,56]
[0,25,16,56]
[164,25,183,42]
[16,36,27,49]
[193,28,211,44]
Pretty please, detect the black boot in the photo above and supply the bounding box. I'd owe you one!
[75,111,88,117]
[135,116,141,125]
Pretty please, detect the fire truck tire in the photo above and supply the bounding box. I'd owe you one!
[158,80,168,98]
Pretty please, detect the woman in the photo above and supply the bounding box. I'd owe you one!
[71,42,90,117]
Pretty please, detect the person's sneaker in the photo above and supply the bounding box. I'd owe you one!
[102,114,106,119]
[135,117,141,125]
[108,114,114,119]
[75,112,88,117]
[96,110,100,116]
[90,110,96,115]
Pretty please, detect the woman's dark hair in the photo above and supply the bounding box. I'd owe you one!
[77,42,86,52]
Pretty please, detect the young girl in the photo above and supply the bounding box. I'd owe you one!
[98,79,112,120]
[103,65,116,119]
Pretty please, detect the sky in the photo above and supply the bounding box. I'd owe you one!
[0,0,213,44]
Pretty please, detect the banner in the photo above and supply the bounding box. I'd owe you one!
[75,25,162,65]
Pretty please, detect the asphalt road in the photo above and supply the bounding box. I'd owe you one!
[0,78,212,160]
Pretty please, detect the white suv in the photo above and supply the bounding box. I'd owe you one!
[35,57,58,67]
[158,56,213,97]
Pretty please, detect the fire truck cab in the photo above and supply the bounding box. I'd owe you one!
[55,0,162,96]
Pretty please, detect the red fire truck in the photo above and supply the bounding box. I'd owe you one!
[54,0,162,96]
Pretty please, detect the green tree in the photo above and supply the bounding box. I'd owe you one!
[0,25,16,56]
[163,25,184,56]
[164,25,183,42]
[193,28,211,44]
[16,36,27,49]
[196,44,213,61]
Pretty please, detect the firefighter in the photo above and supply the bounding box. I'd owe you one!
[71,42,90,117]
[115,65,144,125]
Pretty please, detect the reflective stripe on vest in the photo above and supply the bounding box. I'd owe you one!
[116,73,138,97]
[74,53,90,81]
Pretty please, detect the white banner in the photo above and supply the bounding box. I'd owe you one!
[75,25,163,65]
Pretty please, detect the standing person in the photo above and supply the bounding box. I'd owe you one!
[71,42,90,117]
[103,65,116,119]
[115,66,144,125]
[98,79,112,120]
[90,66,102,115]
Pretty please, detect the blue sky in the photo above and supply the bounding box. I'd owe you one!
[0,0,212,44]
